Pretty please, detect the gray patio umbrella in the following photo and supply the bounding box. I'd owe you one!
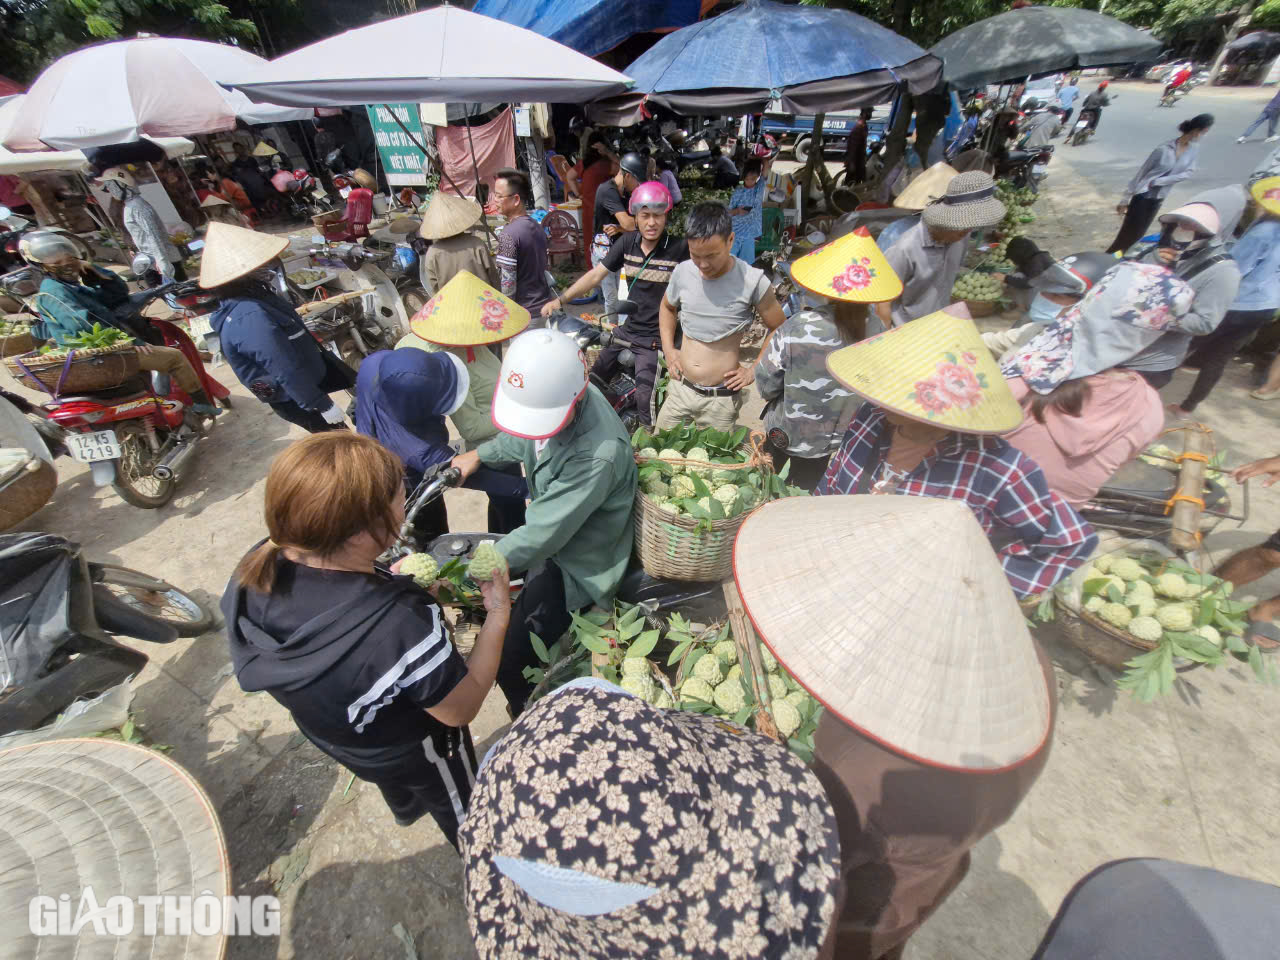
[930,6,1162,90]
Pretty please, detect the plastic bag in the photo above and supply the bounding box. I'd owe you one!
[0,532,81,691]
[0,680,132,751]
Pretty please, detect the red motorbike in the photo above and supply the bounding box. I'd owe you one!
[7,275,230,508]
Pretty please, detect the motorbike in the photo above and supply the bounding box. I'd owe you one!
[1,274,230,508]
[1081,456,1246,543]
[996,143,1053,192]
[1068,98,1116,146]
[302,240,410,356]
[1158,76,1203,108]
[0,532,213,736]
[270,165,330,221]
[363,227,431,317]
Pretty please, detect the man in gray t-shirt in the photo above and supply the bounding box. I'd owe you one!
[658,202,785,430]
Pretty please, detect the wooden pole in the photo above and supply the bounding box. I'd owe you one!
[1170,425,1209,552]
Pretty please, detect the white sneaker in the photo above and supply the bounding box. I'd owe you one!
[1239,136,1248,143]
[1267,136,1280,143]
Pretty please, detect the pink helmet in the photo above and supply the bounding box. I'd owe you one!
[628,180,672,215]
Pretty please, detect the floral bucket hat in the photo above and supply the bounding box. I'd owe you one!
[408,270,529,359]
[1002,260,1195,395]
[826,310,1023,434]
[789,226,903,303]
[459,679,840,960]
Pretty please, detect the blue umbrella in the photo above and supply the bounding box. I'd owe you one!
[470,0,705,59]
[589,0,941,125]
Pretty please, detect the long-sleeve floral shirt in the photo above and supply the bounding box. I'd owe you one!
[817,404,1097,597]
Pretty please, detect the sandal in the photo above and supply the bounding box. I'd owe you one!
[1245,620,1280,653]
[1250,389,1280,401]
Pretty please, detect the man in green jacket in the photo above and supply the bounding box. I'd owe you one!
[452,328,637,714]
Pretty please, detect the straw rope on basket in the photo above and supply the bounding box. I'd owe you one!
[632,432,773,582]
[0,327,35,359]
[0,458,56,531]
[4,344,139,394]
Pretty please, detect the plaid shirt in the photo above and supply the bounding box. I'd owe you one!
[817,405,1097,598]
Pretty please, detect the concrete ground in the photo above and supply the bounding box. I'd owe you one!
[5,82,1280,957]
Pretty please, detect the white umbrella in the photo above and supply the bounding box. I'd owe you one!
[0,95,193,173]
[221,5,632,107]
[4,36,312,152]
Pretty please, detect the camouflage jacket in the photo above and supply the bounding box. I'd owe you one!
[753,307,859,457]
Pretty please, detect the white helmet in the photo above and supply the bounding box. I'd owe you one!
[491,329,588,439]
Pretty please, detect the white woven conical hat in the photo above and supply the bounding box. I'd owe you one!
[733,495,1051,771]
[198,221,290,288]
[419,190,482,240]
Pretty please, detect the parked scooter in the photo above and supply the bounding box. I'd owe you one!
[0,532,213,736]
[1,275,230,508]
[996,143,1053,192]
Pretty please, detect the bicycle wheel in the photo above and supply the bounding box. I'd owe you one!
[92,563,215,637]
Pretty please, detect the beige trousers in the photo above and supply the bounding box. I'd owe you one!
[137,346,202,396]
[654,377,743,431]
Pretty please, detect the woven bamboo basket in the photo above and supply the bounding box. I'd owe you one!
[1059,606,1157,670]
[0,326,35,359]
[5,344,139,394]
[632,435,772,582]
[963,298,1000,317]
[0,457,56,531]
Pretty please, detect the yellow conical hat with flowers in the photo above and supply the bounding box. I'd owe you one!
[826,310,1022,434]
[409,270,530,349]
[1251,176,1280,216]
[789,226,903,303]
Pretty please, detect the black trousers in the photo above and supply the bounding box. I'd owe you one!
[1135,368,1175,389]
[371,727,477,849]
[1180,308,1277,411]
[593,339,661,426]
[496,560,574,717]
[766,445,832,493]
[1107,192,1162,255]
[486,461,527,536]
[269,400,347,433]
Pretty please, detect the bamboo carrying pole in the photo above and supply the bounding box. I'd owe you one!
[1169,425,1210,552]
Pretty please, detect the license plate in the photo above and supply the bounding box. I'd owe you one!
[189,314,214,338]
[1075,120,1088,129]
[339,187,352,199]
[67,429,121,463]
[1032,163,1048,175]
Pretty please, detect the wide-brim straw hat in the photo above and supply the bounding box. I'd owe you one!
[790,225,903,303]
[894,160,959,210]
[198,221,290,289]
[419,191,483,240]
[1159,201,1220,236]
[459,680,840,958]
[409,270,529,347]
[0,738,229,955]
[734,497,1052,771]
[200,193,230,208]
[1252,176,1280,216]
[251,140,278,157]
[826,309,1023,433]
[921,170,1006,231]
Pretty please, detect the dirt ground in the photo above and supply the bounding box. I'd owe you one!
[6,139,1280,958]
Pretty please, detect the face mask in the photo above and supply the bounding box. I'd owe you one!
[1027,292,1065,326]
[1159,222,1208,258]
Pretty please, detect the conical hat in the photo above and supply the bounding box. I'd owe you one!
[894,161,959,210]
[409,270,529,346]
[198,221,290,289]
[790,226,902,303]
[200,194,230,208]
[734,496,1052,771]
[826,310,1022,434]
[1252,176,1280,216]
[251,140,278,157]
[419,191,483,240]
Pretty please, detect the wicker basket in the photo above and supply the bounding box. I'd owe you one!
[0,328,35,358]
[0,457,56,531]
[964,297,1000,317]
[633,491,752,582]
[4,345,139,394]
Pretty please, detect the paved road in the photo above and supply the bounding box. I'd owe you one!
[1056,80,1275,209]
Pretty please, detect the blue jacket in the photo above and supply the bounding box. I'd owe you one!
[31,268,131,345]
[209,293,333,411]
[1230,217,1280,312]
[355,350,457,486]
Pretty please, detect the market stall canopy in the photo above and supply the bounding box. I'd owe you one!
[220,5,633,108]
[589,0,941,126]
[0,96,193,174]
[470,0,710,57]
[3,36,312,152]
[930,6,1162,90]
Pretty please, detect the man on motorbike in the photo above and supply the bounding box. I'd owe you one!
[542,181,687,426]
[1080,81,1113,133]
[450,328,638,716]
[200,222,356,432]
[21,231,219,417]
[1018,102,1062,149]
[1164,64,1194,100]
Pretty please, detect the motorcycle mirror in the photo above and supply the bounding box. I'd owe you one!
[131,252,155,276]
[613,299,638,316]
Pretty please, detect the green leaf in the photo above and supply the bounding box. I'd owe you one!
[529,631,550,664]
[582,609,612,627]
[522,666,545,683]
[777,459,792,481]
[1168,633,1224,665]
[732,706,753,725]
[1106,583,1124,603]
[787,738,815,765]
[599,664,619,685]
[1249,644,1267,682]
[620,617,645,641]
[1198,596,1214,628]
[685,648,705,675]
[628,629,660,661]
[120,718,136,742]
[667,636,694,666]
[1224,631,1250,654]
[570,611,605,635]
[578,633,614,656]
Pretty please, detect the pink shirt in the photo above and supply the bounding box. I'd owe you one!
[1004,371,1164,508]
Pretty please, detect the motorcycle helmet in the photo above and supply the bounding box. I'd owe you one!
[628,181,673,215]
[1060,251,1118,291]
[491,329,588,439]
[619,151,648,183]
[1022,98,1042,112]
[21,230,85,283]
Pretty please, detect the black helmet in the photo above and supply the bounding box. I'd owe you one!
[1022,97,1042,111]
[1060,251,1117,290]
[619,151,648,182]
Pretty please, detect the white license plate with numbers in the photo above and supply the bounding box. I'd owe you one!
[67,429,121,463]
